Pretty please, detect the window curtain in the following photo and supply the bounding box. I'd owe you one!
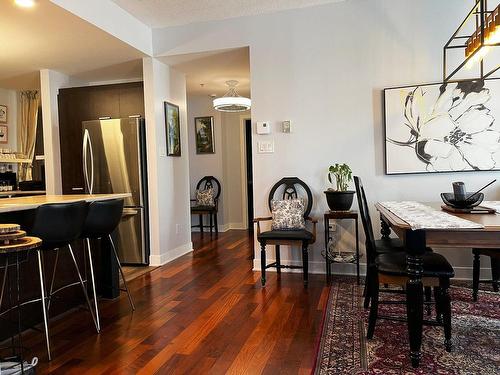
[17,91,40,181]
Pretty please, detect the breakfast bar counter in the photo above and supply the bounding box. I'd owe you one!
[0,194,131,342]
[0,193,130,213]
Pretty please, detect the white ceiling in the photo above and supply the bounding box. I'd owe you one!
[0,1,145,89]
[161,47,250,97]
[111,0,347,28]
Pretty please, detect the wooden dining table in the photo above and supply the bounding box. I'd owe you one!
[375,202,500,368]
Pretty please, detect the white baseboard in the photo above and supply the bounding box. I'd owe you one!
[252,259,492,281]
[149,242,193,266]
[191,222,246,233]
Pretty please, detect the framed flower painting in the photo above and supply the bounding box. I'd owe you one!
[384,79,500,174]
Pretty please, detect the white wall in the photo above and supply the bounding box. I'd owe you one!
[143,57,192,265]
[0,88,18,153]
[153,0,496,279]
[220,111,246,229]
[40,69,71,194]
[187,94,249,231]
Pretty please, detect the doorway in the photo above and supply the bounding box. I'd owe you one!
[245,119,254,233]
[162,47,251,237]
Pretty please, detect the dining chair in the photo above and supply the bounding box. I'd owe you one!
[354,176,455,351]
[254,177,317,287]
[191,176,221,235]
[355,176,434,309]
[471,248,499,301]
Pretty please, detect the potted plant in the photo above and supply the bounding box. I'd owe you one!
[324,163,355,211]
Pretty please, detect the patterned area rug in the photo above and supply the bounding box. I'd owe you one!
[314,278,500,375]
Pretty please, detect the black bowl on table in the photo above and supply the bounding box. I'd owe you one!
[440,192,484,209]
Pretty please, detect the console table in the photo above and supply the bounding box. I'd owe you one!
[324,210,360,284]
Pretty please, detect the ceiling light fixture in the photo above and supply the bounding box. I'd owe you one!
[15,0,36,8]
[443,0,500,83]
[443,0,500,82]
[213,80,251,112]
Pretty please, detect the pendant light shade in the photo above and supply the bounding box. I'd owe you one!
[213,80,251,112]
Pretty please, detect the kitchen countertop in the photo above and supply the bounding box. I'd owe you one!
[0,193,131,213]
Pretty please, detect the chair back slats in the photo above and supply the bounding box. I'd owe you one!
[354,176,377,263]
[268,177,313,218]
[196,176,222,200]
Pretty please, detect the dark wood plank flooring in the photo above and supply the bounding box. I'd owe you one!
[20,230,329,374]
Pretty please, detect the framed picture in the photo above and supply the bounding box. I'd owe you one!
[0,125,8,144]
[0,105,7,124]
[195,116,215,154]
[164,101,181,156]
[384,78,500,174]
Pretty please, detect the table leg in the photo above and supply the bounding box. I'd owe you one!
[405,229,426,368]
[15,252,24,372]
[355,218,360,285]
[380,215,391,239]
[324,215,331,283]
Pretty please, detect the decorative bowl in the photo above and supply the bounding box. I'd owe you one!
[440,192,484,209]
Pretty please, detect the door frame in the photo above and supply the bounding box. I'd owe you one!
[240,116,252,230]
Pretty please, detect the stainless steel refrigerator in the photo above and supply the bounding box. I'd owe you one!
[82,117,149,265]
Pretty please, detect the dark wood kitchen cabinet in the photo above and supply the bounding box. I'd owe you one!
[58,82,145,194]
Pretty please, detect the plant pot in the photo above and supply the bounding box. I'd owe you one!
[324,190,355,211]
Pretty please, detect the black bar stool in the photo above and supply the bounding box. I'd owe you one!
[30,201,97,361]
[81,198,135,331]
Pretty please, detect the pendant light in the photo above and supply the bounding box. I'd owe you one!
[213,80,251,112]
[443,0,500,82]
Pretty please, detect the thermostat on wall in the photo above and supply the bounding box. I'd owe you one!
[256,121,271,134]
[282,120,292,133]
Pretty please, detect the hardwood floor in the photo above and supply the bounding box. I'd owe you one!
[21,230,329,374]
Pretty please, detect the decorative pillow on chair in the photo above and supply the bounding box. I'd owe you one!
[196,188,215,207]
[271,199,305,230]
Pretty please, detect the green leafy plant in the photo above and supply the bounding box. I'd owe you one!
[328,163,352,191]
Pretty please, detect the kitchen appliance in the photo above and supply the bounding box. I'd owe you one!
[82,117,149,264]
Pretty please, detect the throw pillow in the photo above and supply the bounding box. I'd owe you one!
[271,199,305,230]
[196,188,215,207]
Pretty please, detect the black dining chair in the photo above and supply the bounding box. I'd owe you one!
[191,176,221,235]
[472,248,499,301]
[355,176,435,309]
[81,198,135,333]
[354,176,455,352]
[30,201,97,361]
[254,177,318,287]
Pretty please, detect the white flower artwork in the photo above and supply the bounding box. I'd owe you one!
[384,79,500,174]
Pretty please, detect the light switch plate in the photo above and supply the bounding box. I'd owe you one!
[256,121,271,134]
[258,140,274,153]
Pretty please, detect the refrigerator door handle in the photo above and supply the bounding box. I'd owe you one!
[83,129,94,194]
[122,208,140,217]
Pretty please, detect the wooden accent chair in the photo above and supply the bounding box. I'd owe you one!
[354,176,455,352]
[254,177,317,287]
[191,176,221,235]
[472,249,499,301]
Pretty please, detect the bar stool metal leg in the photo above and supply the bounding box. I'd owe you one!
[47,249,59,312]
[67,244,100,333]
[0,259,8,309]
[36,249,51,361]
[85,238,101,332]
[109,234,135,311]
